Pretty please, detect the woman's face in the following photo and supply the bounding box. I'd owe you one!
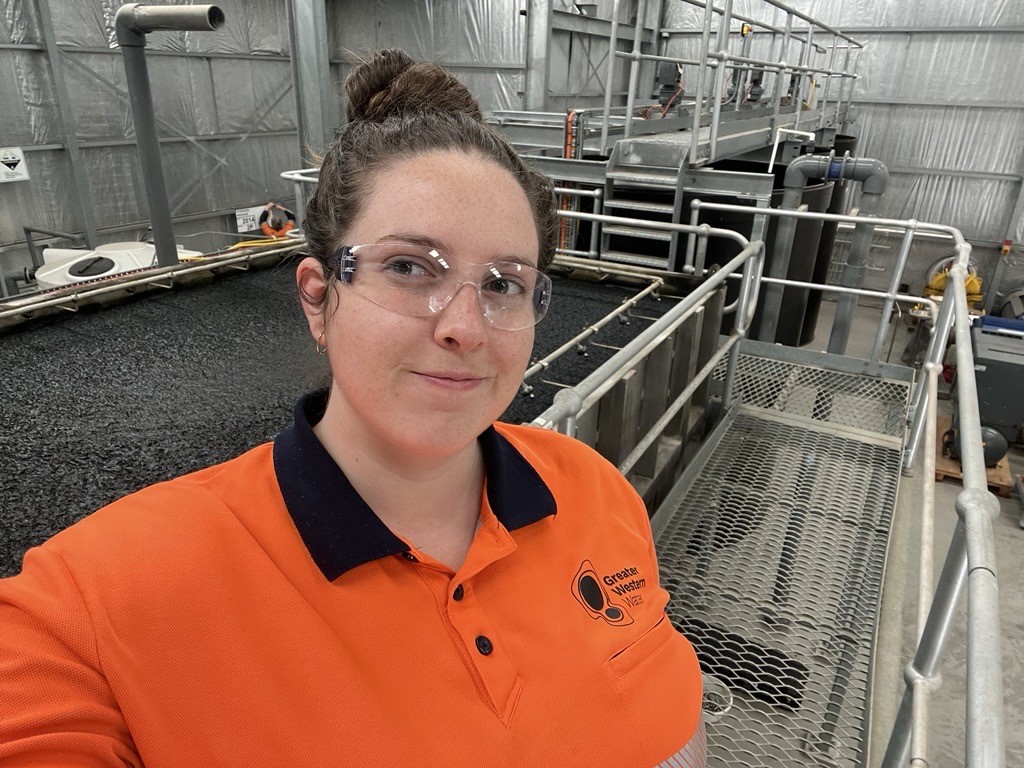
[298,150,541,461]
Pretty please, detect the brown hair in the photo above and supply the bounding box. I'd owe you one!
[301,49,557,309]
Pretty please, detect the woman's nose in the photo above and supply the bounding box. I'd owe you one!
[432,282,488,349]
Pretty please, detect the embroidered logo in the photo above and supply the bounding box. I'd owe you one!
[571,559,644,626]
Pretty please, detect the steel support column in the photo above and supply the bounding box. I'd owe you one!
[35,0,97,248]
[524,0,553,111]
[287,0,332,160]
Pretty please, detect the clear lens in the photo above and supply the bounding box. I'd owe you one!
[339,242,551,330]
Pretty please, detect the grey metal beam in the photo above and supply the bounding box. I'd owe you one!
[61,45,290,62]
[523,156,609,185]
[834,25,1024,35]
[35,0,97,248]
[287,0,332,159]
[551,9,654,43]
[18,132,297,154]
[332,59,524,71]
[857,97,1024,109]
[886,166,1022,182]
[524,0,553,111]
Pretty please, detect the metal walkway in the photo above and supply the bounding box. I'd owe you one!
[652,343,914,767]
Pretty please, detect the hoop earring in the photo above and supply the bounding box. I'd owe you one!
[315,329,328,355]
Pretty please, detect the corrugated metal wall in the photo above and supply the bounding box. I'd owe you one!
[0,0,298,275]
[1,0,1021,302]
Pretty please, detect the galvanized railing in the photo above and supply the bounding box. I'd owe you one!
[535,205,1004,767]
[599,0,863,161]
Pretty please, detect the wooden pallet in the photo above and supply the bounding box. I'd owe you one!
[934,415,1014,497]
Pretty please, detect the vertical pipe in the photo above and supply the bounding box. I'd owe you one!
[835,45,852,124]
[707,0,733,162]
[793,26,813,132]
[868,225,916,361]
[623,0,649,139]
[827,191,881,355]
[292,179,306,230]
[600,0,622,152]
[685,202,701,273]
[818,37,838,128]
[770,12,792,136]
[910,361,939,767]
[903,284,956,472]
[590,188,603,257]
[689,0,716,165]
[119,43,179,267]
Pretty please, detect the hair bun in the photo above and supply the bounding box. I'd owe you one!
[346,48,482,123]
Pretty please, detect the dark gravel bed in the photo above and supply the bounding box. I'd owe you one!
[0,260,675,576]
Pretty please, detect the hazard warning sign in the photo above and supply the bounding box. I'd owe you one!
[0,148,29,183]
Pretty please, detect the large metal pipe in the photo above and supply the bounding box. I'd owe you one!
[115,4,225,267]
[756,153,888,344]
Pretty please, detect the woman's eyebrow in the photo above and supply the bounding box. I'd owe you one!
[376,233,536,267]
[375,233,451,252]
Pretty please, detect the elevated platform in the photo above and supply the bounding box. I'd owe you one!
[652,341,914,767]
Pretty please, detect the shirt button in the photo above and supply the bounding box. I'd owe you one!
[475,635,493,656]
[453,584,464,601]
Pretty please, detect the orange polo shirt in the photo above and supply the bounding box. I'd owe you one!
[0,391,704,767]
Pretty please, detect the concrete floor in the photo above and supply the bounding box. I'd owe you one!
[808,298,1023,768]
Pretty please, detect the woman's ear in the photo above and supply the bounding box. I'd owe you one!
[296,256,329,337]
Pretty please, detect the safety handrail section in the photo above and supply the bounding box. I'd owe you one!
[531,213,764,439]
[537,205,1003,767]
[600,0,863,161]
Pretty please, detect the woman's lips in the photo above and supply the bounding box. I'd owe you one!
[414,371,486,391]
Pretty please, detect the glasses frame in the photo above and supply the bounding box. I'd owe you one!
[326,242,553,331]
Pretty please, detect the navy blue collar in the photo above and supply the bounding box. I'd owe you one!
[273,390,557,581]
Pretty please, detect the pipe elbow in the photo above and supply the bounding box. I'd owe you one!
[782,154,828,190]
[114,3,145,47]
[854,158,890,195]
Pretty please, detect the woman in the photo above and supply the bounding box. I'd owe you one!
[0,50,704,766]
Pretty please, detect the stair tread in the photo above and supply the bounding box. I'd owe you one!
[603,199,675,214]
[604,224,673,241]
[602,250,669,268]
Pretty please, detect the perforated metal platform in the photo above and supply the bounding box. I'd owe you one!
[653,345,913,767]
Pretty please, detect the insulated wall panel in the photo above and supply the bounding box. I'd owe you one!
[0,151,75,244]
[0,0,41,44]
[855,34,1024,104]
[328,0,525,115]
[61,52,128,141]
[849,175,1019,243]
[81,146,145,228]
[0,50,60,144]
[48,0,111,47]
[211,58,295,133]
[854,104,1024,176]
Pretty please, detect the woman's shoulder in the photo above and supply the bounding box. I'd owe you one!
[492,422,632,492]
[494,421,604,460]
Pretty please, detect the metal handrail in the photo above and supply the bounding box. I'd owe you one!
[598,0,863,158]
[531,211,763,437]
[551,204,1003,767]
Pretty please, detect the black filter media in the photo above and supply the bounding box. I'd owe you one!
[0,263,674,576]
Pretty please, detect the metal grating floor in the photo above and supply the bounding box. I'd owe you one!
[656,353,912,767]
[714,353,910,439]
